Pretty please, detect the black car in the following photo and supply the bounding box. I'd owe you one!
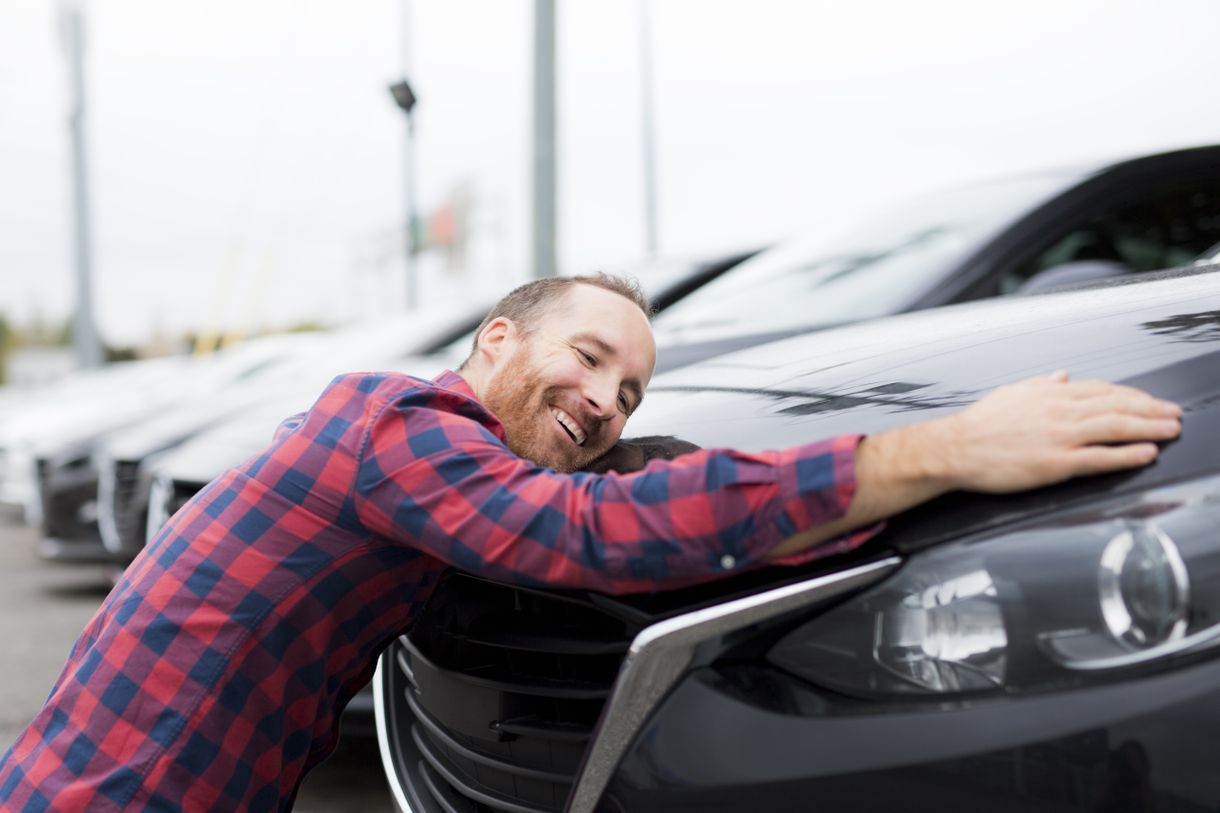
[648,144,1220,371]
[375,262,1220,812]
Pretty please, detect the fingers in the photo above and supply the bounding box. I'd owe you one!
[1073,390,1182,421]
[1016,372,1178,412]
[1059,378,1169,406]
[1017,373,1181,418]
[1071,413,1181,445]
[1067,443,1161,477]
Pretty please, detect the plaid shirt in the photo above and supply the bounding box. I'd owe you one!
[0,370,874,812]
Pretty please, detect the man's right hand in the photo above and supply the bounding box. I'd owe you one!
[767,371,1182,560]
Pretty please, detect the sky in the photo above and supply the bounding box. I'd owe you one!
[2,0,1220,346]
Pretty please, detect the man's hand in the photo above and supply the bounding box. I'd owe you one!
[768,371,1181,559]
[923,371,1182,493]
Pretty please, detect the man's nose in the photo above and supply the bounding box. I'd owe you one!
[583,374,618,420]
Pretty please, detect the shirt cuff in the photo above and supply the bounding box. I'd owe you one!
[771,432,885,566]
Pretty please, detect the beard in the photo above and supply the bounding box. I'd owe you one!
[481,343,610,473]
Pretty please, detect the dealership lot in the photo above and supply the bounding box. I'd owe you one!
[0,516,392,812]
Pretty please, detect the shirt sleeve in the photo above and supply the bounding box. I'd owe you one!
[352,386,881,594]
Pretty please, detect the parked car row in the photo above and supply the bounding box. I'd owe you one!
[3,145,1219,812]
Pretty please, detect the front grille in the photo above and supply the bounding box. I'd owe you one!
[382,574,642,813]
[37,455,100,542]
[111,459,144,551]
[168,481,199,518]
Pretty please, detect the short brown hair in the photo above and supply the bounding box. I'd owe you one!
[462,272,650,364]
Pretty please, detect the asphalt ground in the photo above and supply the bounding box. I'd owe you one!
[0,513,394,812]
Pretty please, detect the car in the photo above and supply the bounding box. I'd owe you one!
[19,332,335,563]
[373,261,1220,812]
[646,144,1220,371]
[0,354,192,524]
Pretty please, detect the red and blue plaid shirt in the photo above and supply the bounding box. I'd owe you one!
[0,370,873,812]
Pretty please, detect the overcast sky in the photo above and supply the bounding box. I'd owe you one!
[3,0,1219,345]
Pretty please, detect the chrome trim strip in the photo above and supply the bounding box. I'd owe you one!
[96,455,120,554]
[1065,614,1220,671]
[564,556,902,813]
[373,655,419,813]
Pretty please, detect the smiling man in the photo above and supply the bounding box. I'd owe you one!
[466,276,656,472]
[0,273,1181,812]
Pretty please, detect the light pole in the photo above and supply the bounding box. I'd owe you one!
[532,0,557,278]
[388,78,418,309]
[639,0,658,258]
[389,0,419,308]
[60,1,104,368]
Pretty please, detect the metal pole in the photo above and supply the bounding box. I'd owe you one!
[531,0,557,278]
[62,3,104,368]
[639,0,659,257]
[399,0,419,308]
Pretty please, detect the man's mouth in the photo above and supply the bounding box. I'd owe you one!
[551,407,587,446]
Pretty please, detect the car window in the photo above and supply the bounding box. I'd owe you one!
[1001,182,1220,293]
[431,255,731,361]
[650,174,1076,340]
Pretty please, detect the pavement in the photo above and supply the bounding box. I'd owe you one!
[0,516,395,812]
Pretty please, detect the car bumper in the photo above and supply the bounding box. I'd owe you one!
[603,655,1220,812]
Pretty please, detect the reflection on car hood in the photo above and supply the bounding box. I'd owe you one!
[630,265,1220,555]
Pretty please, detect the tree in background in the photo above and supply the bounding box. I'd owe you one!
[0,313,11,384]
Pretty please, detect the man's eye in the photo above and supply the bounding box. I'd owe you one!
[618,393,631,414]
[578,349,597,366]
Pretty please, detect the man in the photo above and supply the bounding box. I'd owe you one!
[0,274,1181,812]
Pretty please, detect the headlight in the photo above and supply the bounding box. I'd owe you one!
[769,475,1220,696]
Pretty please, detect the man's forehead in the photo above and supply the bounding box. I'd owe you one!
[545,285,651,334]
[545,285,655,380]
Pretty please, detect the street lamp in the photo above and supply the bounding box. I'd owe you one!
[388,77,418,308]
[389,79,417,117]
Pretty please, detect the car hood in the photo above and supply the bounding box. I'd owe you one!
[151,353,452,487]
[628,265,1220,559]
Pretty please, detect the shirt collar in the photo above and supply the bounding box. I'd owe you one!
[433,369,477,400]
[432,369,509,444]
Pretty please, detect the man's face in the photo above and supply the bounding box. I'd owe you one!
[481,284,657,472]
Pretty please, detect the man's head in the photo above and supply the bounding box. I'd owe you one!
[460,273,656,472]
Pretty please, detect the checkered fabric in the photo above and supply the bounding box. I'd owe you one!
[0,370,873,812]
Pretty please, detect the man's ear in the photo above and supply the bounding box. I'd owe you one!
[475,317,518,365]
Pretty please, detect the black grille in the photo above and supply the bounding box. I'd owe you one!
[37,454,100,542]
[169,481,200,518]
[382,574,641,813]
[110,460,145,552]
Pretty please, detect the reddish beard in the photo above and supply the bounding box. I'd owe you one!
[481,343,607,472]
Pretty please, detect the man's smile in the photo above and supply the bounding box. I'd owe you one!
[551,406,588,446]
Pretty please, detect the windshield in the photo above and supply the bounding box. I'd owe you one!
[652,173,1080,341]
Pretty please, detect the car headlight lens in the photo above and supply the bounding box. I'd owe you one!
[1097,523,1189,650]
[769,475,1220,696]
